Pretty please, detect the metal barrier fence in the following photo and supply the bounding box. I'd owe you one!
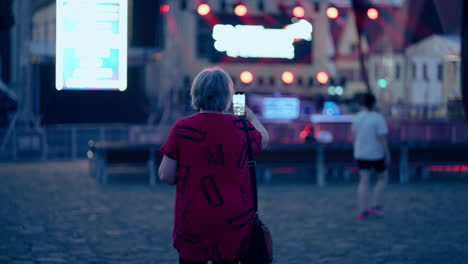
[0,124,169,161]
[265,120,468,144]
[1,121,468,162]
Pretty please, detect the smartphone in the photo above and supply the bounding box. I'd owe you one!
[233,92,246,116]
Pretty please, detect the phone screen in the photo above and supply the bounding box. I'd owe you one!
[233,92,246,116]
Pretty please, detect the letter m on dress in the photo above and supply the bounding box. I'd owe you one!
[205,144,224,168]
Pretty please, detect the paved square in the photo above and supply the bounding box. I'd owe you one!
[1,161,468,264]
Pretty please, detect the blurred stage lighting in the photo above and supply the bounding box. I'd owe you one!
[160,4,170,13]
[367,8,379,20]
[281,71,295,84]
[293,6,305,18]
[240,71,254,84]
[335,86,344,95]
[198,3,211,16]
[316,72,329,84]
[378,78,388,88]
[326,7,339,19]
[234,4,248,17]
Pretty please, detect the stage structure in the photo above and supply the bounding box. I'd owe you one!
[148,0,343,125]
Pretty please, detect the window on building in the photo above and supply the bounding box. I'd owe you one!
[437,64,443,81]
[395,63,401,80]
[297,76,304,86]
[375,62,379,79]
[451,61,458,74]
[340,69,355,81]
[258,76,264,86]
[423,64,429,81]
[269,76,276,86]
[412,63,417,80]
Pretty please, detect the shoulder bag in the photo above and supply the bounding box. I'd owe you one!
[239,117,273,264]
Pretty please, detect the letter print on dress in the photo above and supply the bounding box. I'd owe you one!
[240,187,250,204]
[176,126,207,142]
[226,207,255,229]
[252,137,261,152]
[175,225,202,245]
[232,119,255,131]
[165,149,178,160]
[177,164,191,194]
[181,200,192,221]
[205,144,224,168]
[237,141,248,168]
[200,174,224,207]
[201,244,222,262]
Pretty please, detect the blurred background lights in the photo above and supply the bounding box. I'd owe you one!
[240,71,254,84]
[197,4,211,16]
[293,6,305,18]
[281,71,295,84]
[326,7,339,19]
[159,4,170,14]
[316,72,329,84]
[234,4,248,17]
[335,86,344,95]
[367,8,379,20]
[378,78,388,88]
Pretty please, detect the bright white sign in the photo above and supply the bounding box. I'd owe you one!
[212,19,313,59]
[263,97,300,120]
[56,0,128,91]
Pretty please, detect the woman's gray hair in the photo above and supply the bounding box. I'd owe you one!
[191,67,234,112]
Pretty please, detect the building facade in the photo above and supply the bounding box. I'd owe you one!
[368,35,461,118]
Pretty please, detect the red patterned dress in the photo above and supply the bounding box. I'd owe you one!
[160,113,263,262]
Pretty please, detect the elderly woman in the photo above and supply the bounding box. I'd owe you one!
[159,67,269,264]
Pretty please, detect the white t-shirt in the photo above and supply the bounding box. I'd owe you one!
[352,110,388,160]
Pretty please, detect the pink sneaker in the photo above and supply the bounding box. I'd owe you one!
[367,207,384,217]
[358,211,369,220]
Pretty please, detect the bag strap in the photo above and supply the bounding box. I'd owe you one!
[240,117,258,212]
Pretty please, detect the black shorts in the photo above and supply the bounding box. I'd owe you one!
[356,159,386,173]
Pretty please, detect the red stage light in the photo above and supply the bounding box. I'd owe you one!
[197,3,211,16]
[160,4,170,14]
[293,6,305,18]
[240,71,254,84]
[367,8,379,20]
[326,7,339,19]
[234,4,248,16]
[316,72,329,84]
[281,71,294,84]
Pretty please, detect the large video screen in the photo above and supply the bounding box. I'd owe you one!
[56,0,128,91]
[197,15,313,64]
[263,97,301,119]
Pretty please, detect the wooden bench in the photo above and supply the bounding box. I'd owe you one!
[88,141,162,184]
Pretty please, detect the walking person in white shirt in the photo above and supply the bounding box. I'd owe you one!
[352,93,391,220]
